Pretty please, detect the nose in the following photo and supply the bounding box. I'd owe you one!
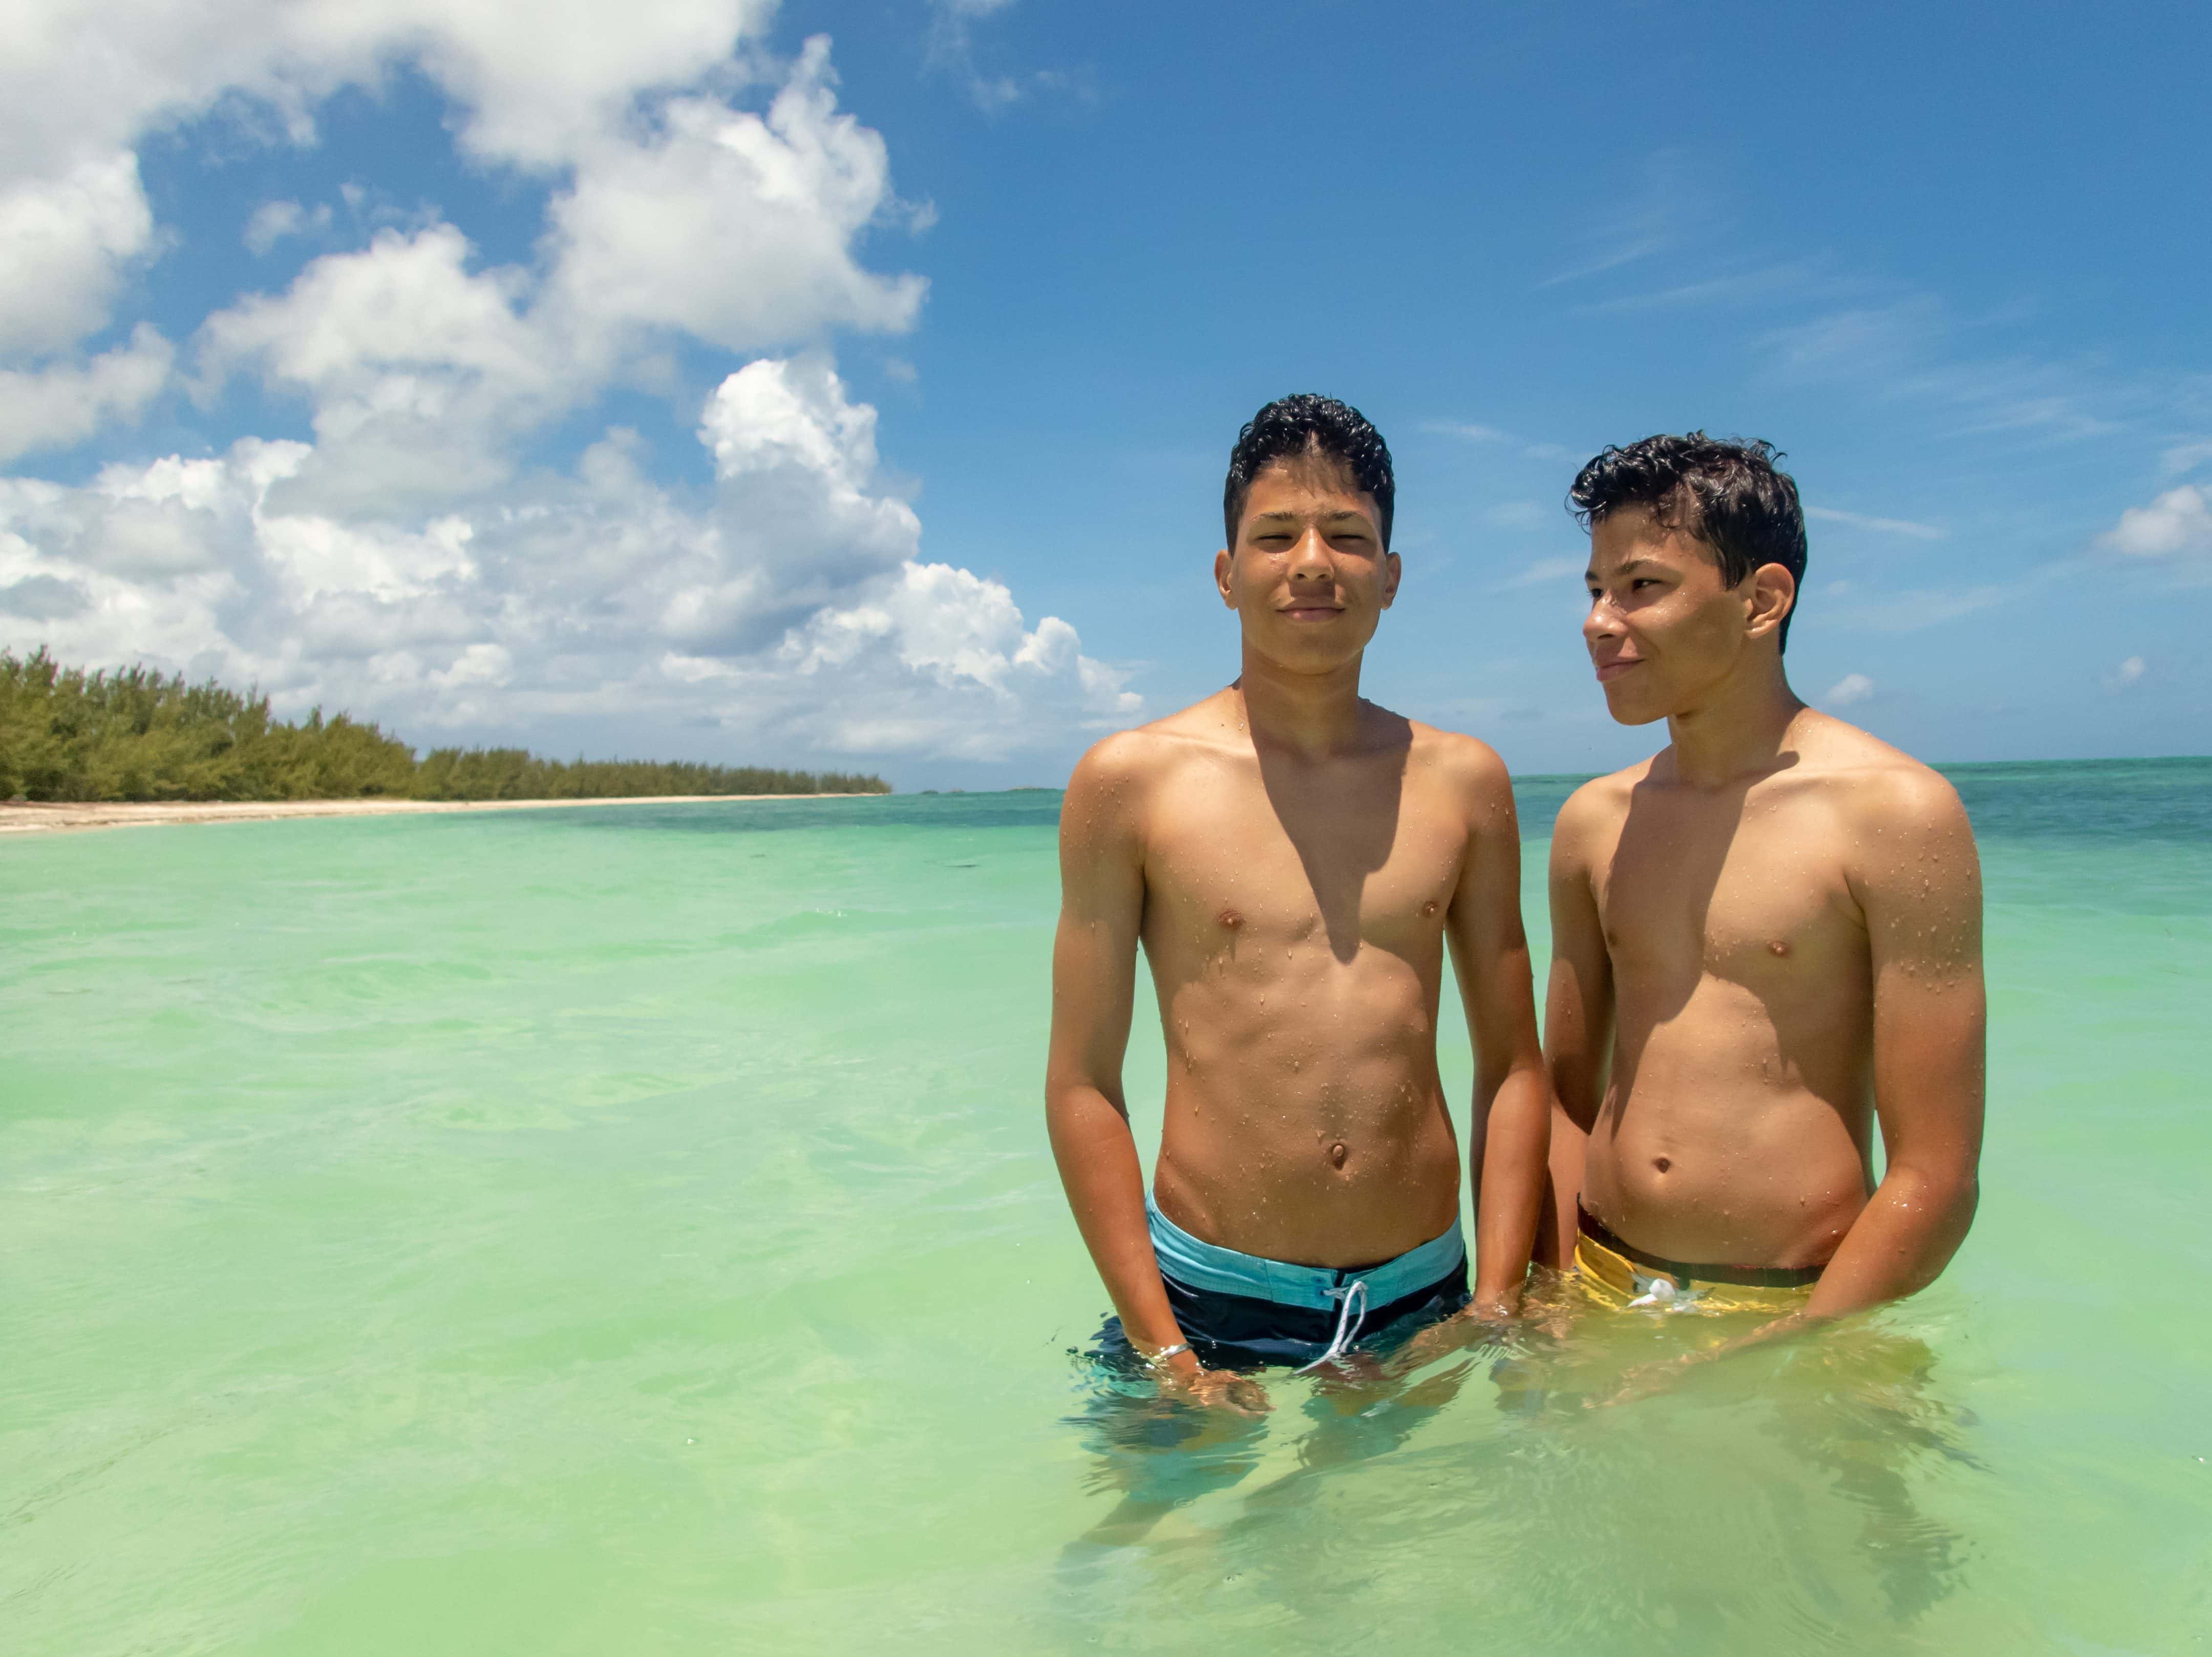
[1583,590,1621,647]
[1288,526,1333,582]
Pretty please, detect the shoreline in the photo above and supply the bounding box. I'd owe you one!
[0,793,884,838]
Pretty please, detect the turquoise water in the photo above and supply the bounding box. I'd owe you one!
[4,762,2208,1654]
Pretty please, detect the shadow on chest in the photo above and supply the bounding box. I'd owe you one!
[1157,742,1449,963]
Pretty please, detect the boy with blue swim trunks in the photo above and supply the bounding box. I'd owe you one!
[1046,395,1553,1409]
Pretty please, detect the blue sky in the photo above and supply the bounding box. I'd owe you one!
[2,1,2205,787]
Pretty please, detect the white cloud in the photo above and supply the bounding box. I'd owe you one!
[243,199,333,255]
[2097,485,2212,562]
[1823,673,1875,707]
[925,0,1054,113]
[0,1,776,179]
[538,40,927,357]
[0,359,1136,760]
[2104,655,2147,694]
[1804,505,1946,541]
[0,10,1124,764]
[0,326,174,463]
[0,154,157,356]
[2160,439,2212,476]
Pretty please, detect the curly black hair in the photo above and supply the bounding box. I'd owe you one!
[1568,433,1809,651]
[1223,394,1394,550]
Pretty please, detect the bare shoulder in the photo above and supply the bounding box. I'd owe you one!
[1405,719,1511,799]
[1062,692,1243,826]
[1552,757,1646,859]
[1794,713,1971,840]
[1790,714,1979,905]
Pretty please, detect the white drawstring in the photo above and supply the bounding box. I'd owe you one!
[1295,1279,1369,1374]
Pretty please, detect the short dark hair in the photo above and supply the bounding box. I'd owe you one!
[1568,433,1809,651]
[1224,394,1395,550]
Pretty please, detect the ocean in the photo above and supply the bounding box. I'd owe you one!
[4,759,2207,1654]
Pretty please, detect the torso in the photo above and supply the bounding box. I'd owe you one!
[1572,722,1923,1268]
[1127,693,1483,1267]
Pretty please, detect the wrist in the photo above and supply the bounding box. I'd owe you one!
[1470,1280,1523,1318]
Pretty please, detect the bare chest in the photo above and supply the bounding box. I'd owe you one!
[1140,770,1465,964]
[1595,793,1865,990]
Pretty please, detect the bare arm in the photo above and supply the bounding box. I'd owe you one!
[1804,775,1985,1318]
[1044,743,1259,1406]
[1538,788,1614,1269]
[1444,747,1551,1316]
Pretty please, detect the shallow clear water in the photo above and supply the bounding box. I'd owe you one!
[4,763,2207,1655]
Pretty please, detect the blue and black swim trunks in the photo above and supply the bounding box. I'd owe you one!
[1132,1196,1470,1371]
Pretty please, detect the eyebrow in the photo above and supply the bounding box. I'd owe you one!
[1590,557,1662,578]
[1249,510,1372,527]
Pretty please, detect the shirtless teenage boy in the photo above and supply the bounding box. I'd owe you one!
[1541,434,1984,1338]
[1047,395,1551,1405]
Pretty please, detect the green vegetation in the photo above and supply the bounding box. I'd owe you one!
[0,649,889,802]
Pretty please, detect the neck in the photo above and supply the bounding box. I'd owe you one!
[1663,650,1806,788]
[1233,644,1369,761]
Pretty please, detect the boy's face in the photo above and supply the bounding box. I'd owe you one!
[1582,506,1782,725]
[1216,458,1398,675]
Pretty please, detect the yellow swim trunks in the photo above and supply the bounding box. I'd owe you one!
[1574,1203,1821,1315]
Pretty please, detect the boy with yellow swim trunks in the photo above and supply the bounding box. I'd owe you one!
[1539,435,1986,1355]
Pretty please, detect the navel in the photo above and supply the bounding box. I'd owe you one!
[1652,1156,1671,1174]
[1328,1142,1348,1169]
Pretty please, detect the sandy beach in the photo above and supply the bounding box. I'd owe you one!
[0,794,880,837]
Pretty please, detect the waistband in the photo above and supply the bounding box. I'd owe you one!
[1577,1201,1825,1289]
[1147,1195,1467,1313]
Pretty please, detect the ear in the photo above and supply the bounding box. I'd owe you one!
[1379,549,1402,610]
[1746,562,1796,642]
[1215,546,1236,608]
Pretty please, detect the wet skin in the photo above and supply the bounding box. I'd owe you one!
[1047,457,1550,1403]
[1133,697,1483,1264]
[1544,507,1984,1315]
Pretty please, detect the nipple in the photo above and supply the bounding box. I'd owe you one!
[1768,938,1790,957]
[1421,899,1440,918]
[1218,908,1244,931]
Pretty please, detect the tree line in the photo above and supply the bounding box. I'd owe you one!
[0,649,889,802]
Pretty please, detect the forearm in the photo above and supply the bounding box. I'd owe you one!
[1044,1083,1185,1353]
[1803,1163,1979,1320]
[1471,1063,1550,1312]
[1535,1102,1587,1271]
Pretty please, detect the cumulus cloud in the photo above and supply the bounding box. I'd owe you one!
[539,40,927,356]
[1822,673,1875,707]
[1,359,1135,759]
[0,1,775,178]
[0,326,175,463]
[0,155,158,356]
[0,5,1136,763]
[2103,655,2147,694]
[2097,485,2212,563]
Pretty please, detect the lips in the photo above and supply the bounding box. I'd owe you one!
[1594,658,1640,683]
[1282,606,1344,621]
